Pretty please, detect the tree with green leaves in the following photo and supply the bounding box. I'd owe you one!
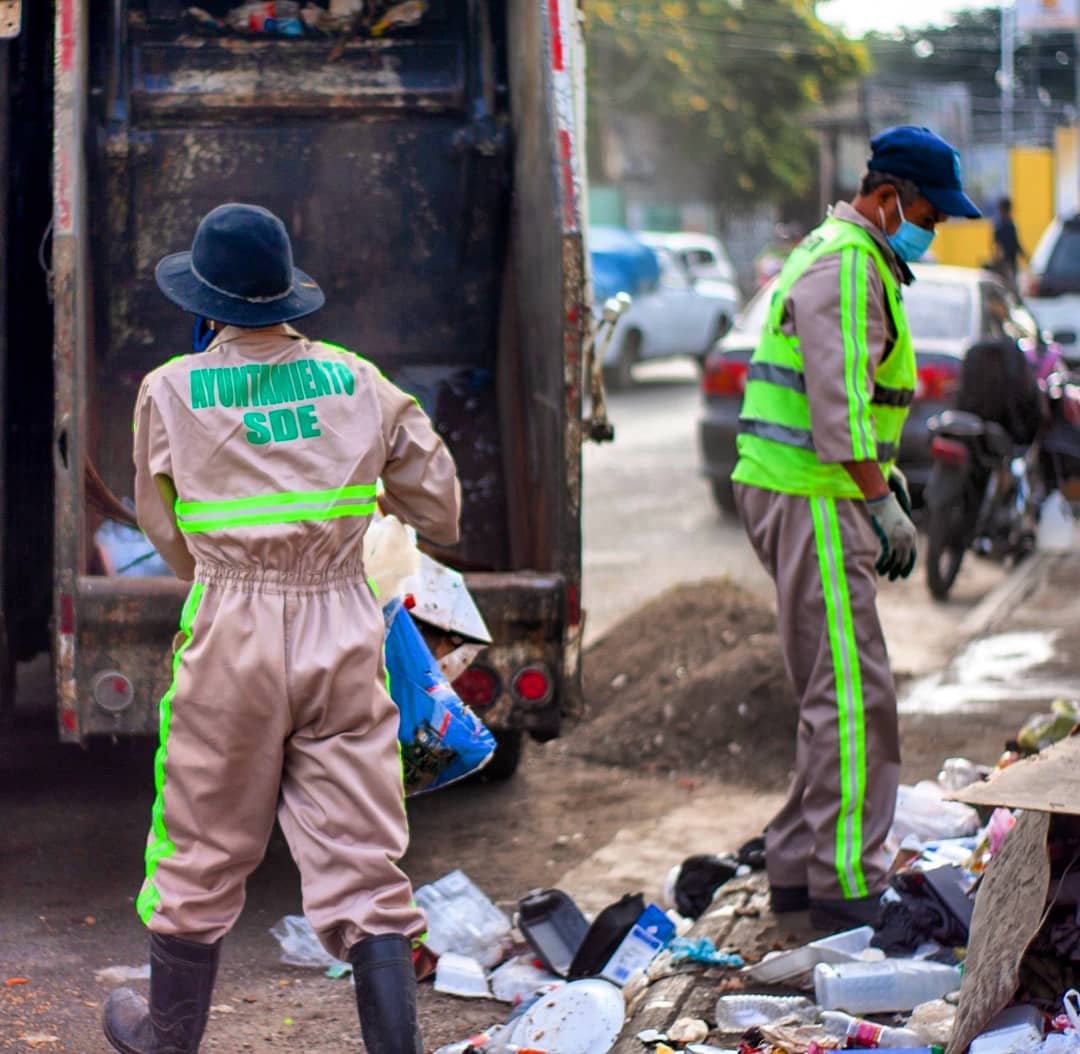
[586,0,866,206]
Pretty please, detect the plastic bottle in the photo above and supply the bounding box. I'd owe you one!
[814,960,962,1014]
[822,1010,924,1048]
[1038,490,1074,551]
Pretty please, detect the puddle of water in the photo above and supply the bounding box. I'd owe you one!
[900,630,1067,715]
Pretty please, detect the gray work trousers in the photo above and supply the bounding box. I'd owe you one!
[735,483,900,901]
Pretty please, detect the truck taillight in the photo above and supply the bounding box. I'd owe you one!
[92,670,135,713]
[511,665,553,705]
[59,593,75,635]
[453,666,499,709]
[701,356,748,398]
[916,360,960,402]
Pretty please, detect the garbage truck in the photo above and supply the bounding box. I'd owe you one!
[0,0,594,779]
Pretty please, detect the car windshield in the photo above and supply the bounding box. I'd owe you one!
[904,280,973,341]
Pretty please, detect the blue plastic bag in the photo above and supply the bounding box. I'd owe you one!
[383,597,496,796]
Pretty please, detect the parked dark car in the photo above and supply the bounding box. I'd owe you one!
[699,265,1046,514]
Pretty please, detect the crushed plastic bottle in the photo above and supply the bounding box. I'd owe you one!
[814,960,962,1014]
[822,1010,923,1048]
[713,994,818,1031]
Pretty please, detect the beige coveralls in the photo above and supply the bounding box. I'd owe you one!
[734,203,904,902]
[133,324,460,960]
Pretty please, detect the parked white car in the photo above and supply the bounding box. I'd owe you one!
[590,228,741,389]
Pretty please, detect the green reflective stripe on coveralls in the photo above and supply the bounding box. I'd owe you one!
[731,217,916,498]
[810,498,868,898]
[137,582,205,925]
[175,485,377,533]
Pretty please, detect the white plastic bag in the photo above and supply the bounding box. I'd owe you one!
[269,915,347,970]
[890,782,980,844]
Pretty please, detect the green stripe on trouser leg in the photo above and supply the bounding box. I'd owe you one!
[137,582,205,925]
[810,498,868,899]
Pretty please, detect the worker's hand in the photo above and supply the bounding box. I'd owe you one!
[888,466,913,519]
[867,492,917,581]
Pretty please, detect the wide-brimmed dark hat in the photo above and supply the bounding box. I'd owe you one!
[155,203,325,327]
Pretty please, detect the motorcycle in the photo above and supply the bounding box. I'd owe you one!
[923,409,1037,600]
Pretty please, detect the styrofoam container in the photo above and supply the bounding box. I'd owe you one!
[968,1005,1045,1054]
[747,926,883,985]
[509,978,625,1054]
[433,952,492,999]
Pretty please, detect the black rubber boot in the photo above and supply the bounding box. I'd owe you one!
[348,934,423,1054]
[809,893,884,933]
[103,933,221,1054]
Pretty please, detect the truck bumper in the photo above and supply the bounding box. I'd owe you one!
[63,571,575,744]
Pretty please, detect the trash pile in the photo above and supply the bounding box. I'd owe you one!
[270,869,690,1053]
[174,1,427,39]
[260,698,1080,1054]
[613,716,1080,1054]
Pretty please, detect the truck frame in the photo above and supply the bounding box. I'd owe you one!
[1,0,591,778]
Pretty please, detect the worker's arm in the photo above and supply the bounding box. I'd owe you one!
[374,374,462,547]
[133,379,196,580]
[786,248,889,471]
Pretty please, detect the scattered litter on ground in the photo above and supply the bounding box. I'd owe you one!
[415,870,513,968]
[434,953,493,1000]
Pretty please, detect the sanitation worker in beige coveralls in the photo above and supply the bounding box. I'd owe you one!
[732,127,981,931]
[103,203,460,1054]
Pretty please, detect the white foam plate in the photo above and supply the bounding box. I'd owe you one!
[510,978,625,1054]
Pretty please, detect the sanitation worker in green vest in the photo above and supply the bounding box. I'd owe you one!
[732,126,981,931]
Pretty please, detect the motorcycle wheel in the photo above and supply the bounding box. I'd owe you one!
[925,501,966,600]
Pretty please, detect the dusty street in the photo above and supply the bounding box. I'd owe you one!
[0,360,1047,1052]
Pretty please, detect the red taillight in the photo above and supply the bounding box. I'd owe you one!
[916,361,960,402]
[702,357,748,398]
[930,436,969,465]
[1064,386,1080,428]
[511,665,553,705]
[59,593,75,635]
[453,666,499,708]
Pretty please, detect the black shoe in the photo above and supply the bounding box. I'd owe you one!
[737,834,767,871]
[809,894,884,933]
[103,933,220,1054]
[769,884,810,913]
[348,934,423,1054]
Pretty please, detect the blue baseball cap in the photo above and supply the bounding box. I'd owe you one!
[868,126,981,219]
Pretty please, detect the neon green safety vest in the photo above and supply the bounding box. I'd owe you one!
[731,217,916,499]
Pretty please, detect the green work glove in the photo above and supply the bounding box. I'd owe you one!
[888,466,913,519]
[867,491,917,581]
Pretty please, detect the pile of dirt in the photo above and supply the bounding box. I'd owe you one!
[577,580,797,785]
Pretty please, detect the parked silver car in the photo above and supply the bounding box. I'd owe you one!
[590,228,741,389]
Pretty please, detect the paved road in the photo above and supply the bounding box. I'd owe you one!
[582,359,1005,677]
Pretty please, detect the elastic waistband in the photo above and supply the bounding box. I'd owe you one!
[194,560,368,594]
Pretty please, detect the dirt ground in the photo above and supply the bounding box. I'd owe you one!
[579,580,796,782]
[0,576,1050,1053]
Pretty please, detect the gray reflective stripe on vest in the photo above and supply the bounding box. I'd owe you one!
[748,361,806,393]
[739,416,898,463]
[738,417,816,452]
[751,363,911,409]
[872,383,914,408]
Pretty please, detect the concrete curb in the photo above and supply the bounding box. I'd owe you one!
[957,551,1054,642]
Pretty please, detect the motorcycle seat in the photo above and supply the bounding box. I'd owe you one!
[982,421,1013,458]
[928,409,985,438]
